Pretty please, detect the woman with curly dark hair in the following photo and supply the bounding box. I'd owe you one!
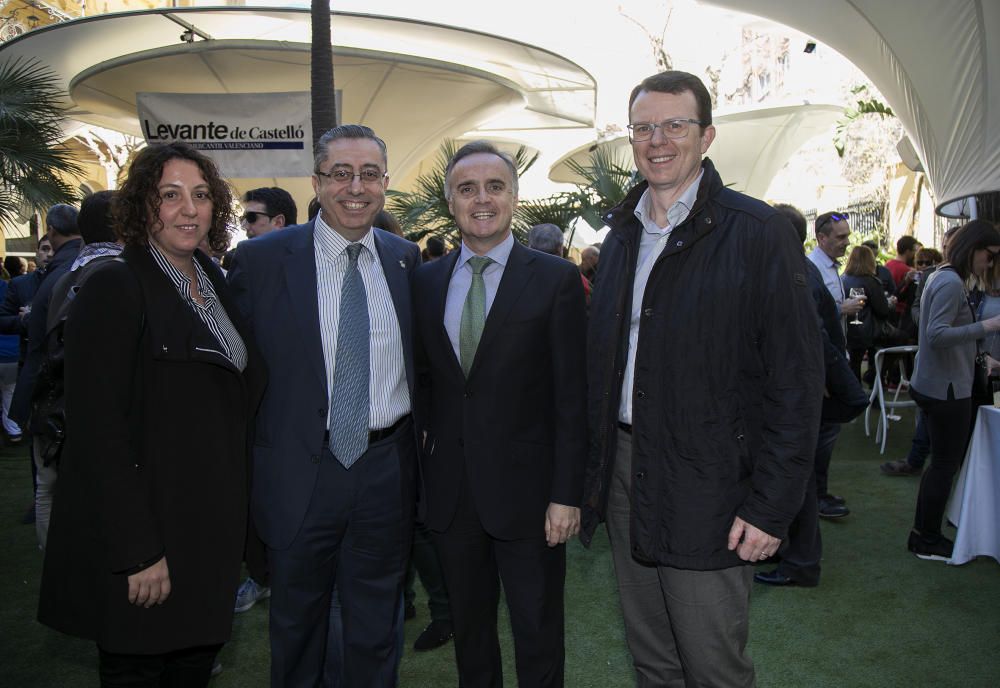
[38,142,265,686]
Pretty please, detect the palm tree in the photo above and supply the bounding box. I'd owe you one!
[0,57,82,234]
[386,140,539,244]
[563,144,640,230]
[310,0,336,147]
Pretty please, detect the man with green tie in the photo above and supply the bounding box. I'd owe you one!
[412,140,588,688]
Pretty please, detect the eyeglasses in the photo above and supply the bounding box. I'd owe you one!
[915,260,932,267]
[987,248,1000,262]
[315,167,387,185]
[241,211,276,224]
[627,118,704,142]
[816,212,850,232]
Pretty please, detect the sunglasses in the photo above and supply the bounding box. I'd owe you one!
[816,212,849,232]
[242,211,277,224]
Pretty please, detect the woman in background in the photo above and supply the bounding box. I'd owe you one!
[907,220,1000,561]
[841,244,894,383]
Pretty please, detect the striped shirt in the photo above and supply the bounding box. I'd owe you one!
[314,215,410,430]
[148,244,248,372]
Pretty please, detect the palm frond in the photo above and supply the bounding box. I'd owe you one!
[0,57,82,231]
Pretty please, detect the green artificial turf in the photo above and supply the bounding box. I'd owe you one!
[3,406,999,687]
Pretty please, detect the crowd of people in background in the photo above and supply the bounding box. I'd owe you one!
[6,69,999,688]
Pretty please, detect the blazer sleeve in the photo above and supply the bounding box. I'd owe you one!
[546,261,589,507]
[62,264,163,573]
[923,274,986,349]
[736,215,823,540]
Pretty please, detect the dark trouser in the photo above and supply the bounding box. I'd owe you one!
[911,388,972,536]
[268,427,415,688]
[905,409,931,469]
[245,513,270,586]
[606,431,755,688]
[98,644,221,688]
[432,473,566,688]
[404,521,451,622]
[776,424,831,586]
[813,421,841,499]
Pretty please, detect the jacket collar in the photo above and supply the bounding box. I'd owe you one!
[604,157,724,243]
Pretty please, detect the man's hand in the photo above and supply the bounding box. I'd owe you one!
[127,557,171,608]
[727,517,781,562]
[840,297,865,317]
[544,503,580,547]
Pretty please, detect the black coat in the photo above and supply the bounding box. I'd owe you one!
[10,238,82,425]
[38,244,265,654]
[581,159,824,570]
[807,262,869,423]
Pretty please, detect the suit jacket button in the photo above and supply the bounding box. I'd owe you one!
[636,390,646,399]
[310,455,320,464]
[643,308,653,317]
[636,471,645,479]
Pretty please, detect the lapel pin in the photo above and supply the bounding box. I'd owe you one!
[399,259,407,269]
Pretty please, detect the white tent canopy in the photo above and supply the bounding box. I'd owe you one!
[0,7,595,202]
[704,0,1000,214]
[550,103,842,200]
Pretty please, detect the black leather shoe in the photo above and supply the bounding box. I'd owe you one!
[818,497,850,519]
[753,569,817,587]
[413,620,454,651]
[819,493,846,506]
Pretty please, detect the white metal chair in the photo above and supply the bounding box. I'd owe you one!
[864,345,919,454]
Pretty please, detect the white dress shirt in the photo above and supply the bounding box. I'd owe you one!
[620,172,702,424]
[314,215,410,430]
[444,232,515,361]
[808,246,846,307]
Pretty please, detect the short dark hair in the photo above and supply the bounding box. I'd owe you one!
[895,235,920,255]
[861,239,880,253]
[77,190,117,244]
[944,220,1000,280]
[243,187,297,226]
[313,124,388,172]
[46,204,79,238]
[628,70,713,127]
[374,209,403,237]
[113,142,234,253]
[773,203,807,244]
[425,236,446,257]
[444,140,519,200]
[3,255,25,278]
[527,223,564,256]
[38,235,51,248]
[815,211,848,237]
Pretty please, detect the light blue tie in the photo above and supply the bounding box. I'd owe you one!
[328,243,370,468]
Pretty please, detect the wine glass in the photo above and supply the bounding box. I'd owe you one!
[848,287,866,325]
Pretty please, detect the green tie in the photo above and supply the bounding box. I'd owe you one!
[459,256,493,377]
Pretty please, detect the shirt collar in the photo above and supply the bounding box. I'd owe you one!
[634,169,703,234]
[454,231,515,274]
[314,212,377,263]
[810,246,840,270]
[147,243,217,303]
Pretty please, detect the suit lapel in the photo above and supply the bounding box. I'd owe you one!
[432,250,464,378]
[469,241,534,378]
[283,220,327,384]
[373,229,416,393]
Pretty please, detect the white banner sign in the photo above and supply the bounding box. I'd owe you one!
[136,92,312,178]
